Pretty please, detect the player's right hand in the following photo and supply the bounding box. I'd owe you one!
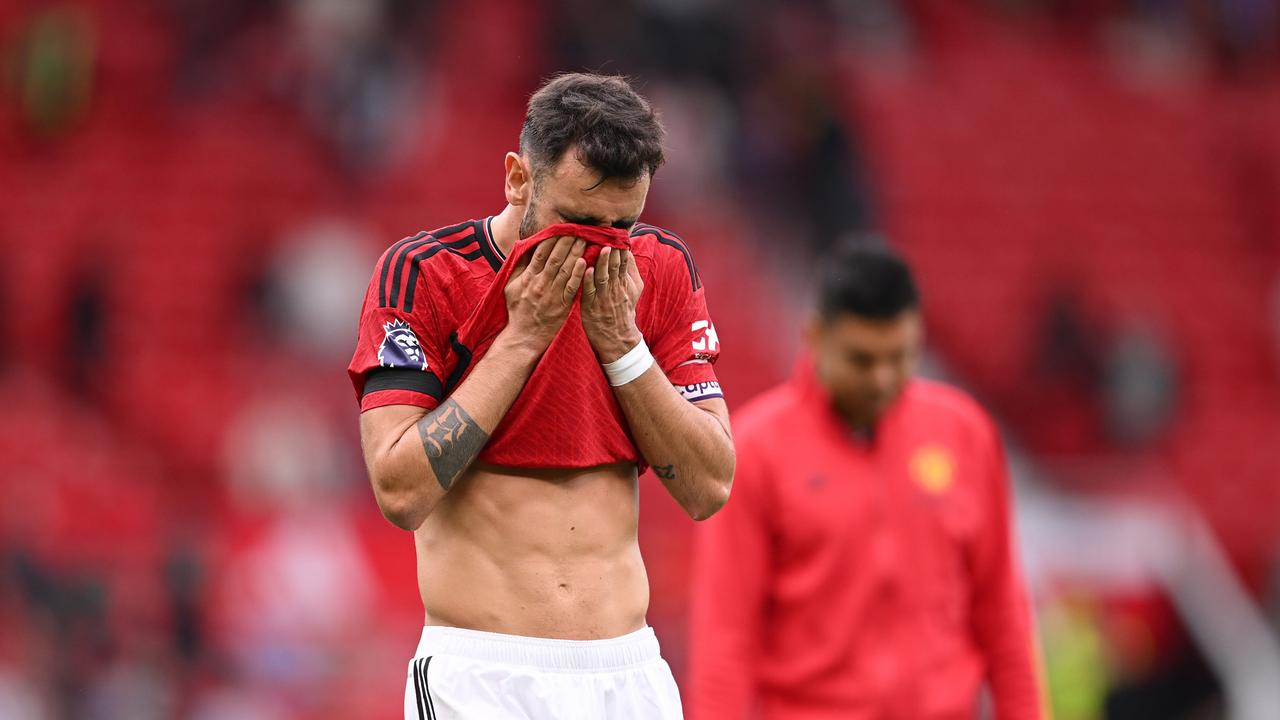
[503,236,587,350]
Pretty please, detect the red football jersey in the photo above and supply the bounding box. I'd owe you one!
[347,217,723,468]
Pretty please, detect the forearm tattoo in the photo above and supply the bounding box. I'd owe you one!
[653,464,676,480]
[416,399,488,490]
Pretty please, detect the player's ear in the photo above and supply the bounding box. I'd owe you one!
[505,152,532,207]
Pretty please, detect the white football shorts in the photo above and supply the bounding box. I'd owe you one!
[403,625,683,719]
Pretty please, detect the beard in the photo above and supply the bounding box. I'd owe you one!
[518,199,541,240]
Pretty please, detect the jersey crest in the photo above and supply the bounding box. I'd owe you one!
[910,445,956,495]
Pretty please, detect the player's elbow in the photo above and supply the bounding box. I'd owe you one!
[376,491,428,531]
[689,463,734,522]
[688,488,729,521]
[371,481,430,527]
[369,468,431,531]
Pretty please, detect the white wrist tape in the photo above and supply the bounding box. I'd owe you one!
[602,339,655,387]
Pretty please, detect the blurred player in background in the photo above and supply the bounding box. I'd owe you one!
[689,245,1043,719]
[348,73,734,718]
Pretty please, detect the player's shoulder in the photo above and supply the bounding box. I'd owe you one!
[372,219,500,313]
[630,222,702,291]
[902,379,996,434]
[374,219,495,271]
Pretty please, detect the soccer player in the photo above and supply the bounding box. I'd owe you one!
[348,73,734,719]
[688,245,1044,719]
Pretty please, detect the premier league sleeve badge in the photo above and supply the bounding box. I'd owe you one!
[378,320,429,371]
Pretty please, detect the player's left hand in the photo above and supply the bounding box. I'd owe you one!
[581,246,644,363]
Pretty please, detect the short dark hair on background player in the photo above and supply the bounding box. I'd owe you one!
[520,73,664,183]
[817,243,920,321]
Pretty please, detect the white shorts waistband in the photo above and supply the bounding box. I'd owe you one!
[414,626,661,672]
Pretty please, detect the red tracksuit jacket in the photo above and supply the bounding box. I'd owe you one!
[689,362,1043,720]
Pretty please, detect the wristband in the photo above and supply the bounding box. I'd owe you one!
[602,339,655,387]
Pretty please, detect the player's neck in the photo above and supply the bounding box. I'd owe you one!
[829,398,878,442]
[490,205,521,259]
[841,412,877,442]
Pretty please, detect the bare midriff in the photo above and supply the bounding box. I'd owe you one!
[415,460,648,640]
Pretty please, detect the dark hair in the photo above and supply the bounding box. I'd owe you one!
[817,243,920,321]
[520,73,664,183]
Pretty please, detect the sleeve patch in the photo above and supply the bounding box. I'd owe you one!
[677,380,724,403]
[378,320,429,371]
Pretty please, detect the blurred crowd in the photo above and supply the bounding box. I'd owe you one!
[1,0,1279,718]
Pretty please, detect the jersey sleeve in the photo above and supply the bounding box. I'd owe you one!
[347,239,449,412]
[640,228,723,403]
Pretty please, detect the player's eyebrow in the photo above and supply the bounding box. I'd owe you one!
[559,211,637,230]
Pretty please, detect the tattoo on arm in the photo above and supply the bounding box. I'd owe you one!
[653,464,676,480]
[416,399,488,490]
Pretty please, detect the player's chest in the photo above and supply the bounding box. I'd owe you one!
[772,421,983,564]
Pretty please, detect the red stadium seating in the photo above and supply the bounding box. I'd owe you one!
[846,18,1280,574]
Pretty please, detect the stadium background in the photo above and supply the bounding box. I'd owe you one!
[1,0,1279,718]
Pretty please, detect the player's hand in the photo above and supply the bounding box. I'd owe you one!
[581,247,644,363]
[503,236,587,351]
